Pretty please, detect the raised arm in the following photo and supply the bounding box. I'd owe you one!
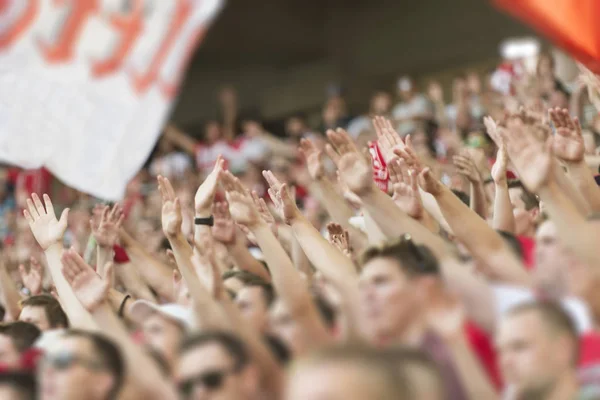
[163,124,199,156]
[158,175,226,330]
[222,172,331,351]
[0,261,22,320]
[418,168,530,286]
[194,156,225,253]
[550,107,600,212]
[484,117,516,233]
[119,229,174,300]
[327,127,497,331]
[211,200,271,283]
[502,117,600,269]
[299,138,368,253]
[24,194,95,329]
[453,152,488,219]
[325,128,453,260]
[90,203,124,278]
[61,250,176,400]
[263,170,357,285]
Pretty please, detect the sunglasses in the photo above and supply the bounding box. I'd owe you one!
[178,368,237,397]
[41,351,105,372]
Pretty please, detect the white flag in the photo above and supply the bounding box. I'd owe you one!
[0,0,224,200]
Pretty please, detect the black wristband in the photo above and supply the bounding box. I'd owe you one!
[483,177,494,185]
[118,295,131,318]
[194,216,214,226]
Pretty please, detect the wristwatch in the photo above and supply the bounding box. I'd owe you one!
[194,216,214,226]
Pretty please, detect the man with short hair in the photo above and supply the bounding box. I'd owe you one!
[235,280,274,334]
[38,329,124,400]
[0,321,41,367]
[177,331,260,400]
[497,301,581,399]
[130,300,192,372]
[0,371,36,400]
[285,346,409,400]
[19,295,69,331]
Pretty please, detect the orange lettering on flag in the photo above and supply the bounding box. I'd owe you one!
[37,0,98,63]
[0,0,38,49]
[159,26,206,99]
[91,0,143,77]
[130,0,192,94]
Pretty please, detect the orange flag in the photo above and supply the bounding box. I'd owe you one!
[494,0,600,73]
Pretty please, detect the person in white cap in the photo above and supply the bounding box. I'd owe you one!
[130,300,194,373]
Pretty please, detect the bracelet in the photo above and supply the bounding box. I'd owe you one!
[483,177,494,185]
[118,295,131,318]
[194,216,214,226]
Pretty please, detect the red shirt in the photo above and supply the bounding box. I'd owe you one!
[465,321,503,390]
[518,236,536,270]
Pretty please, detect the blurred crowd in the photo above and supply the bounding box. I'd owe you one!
[0,49,600,400]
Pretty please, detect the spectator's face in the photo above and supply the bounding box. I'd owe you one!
[286,362,390,400]
[235,286,269,333]
[549,91,568,109]
[0,334,21,367]
[39,337,115,400]
[508,187,535,235]
[205,122,222,143]
[534,220,571,296]
[19,306,51,331]
[270,299,305,355]
[177,343,257,400]
[359,257,421,339]
[141,314,184,369]
[497,312,569,397]
[371,93,391,115]
[285,118,305,137]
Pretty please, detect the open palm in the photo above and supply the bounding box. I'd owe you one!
[62,249,111,312]
[23,194,69,250]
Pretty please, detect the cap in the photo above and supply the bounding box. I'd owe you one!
[129,301,194,330]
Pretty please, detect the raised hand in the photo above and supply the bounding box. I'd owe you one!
[91,203,124,249]
[392,134,424,173]
[501,118,553,192]
[388,158,424,219]
[491,145,508,185]
[61,248,112,312]
[212,201,236,245]
[158,176,182,238]
[453,153,482,184]
[483,116,502,147]
[373,116,403,163]
[195,155,225,215]
[418,168,444,197]
[325,128,374,196]
[326,223,351,258]
[263,170,301,224]
[225,190,261,229]
[549,108,585,163]
[19,256,43,295]
[299,138,325,180]
[251,191,278,237]
[23,194,69,250]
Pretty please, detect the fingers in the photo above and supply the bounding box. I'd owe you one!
[31,193,45,216]
[18,264,26,279]
[30,256,41,271]
[574,117,583,136]
[23,210,33,225]
[325,144,341,166]
[220,170,238,192]
[42,194,55,217]
[262,170,282,191]
[58,208,70,230]
[26,199,39,219]
[101,205,110,225]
